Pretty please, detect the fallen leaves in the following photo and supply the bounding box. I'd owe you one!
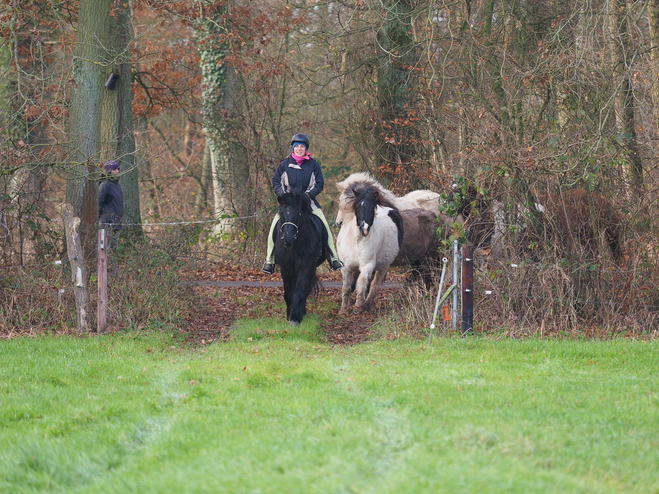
[181,261,403,346]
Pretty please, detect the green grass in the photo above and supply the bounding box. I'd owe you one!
[1,319,658,493]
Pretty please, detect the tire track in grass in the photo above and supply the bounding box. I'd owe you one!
[370,406,414,478]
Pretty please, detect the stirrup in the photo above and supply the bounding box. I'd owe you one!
[262,262,275,275]
[331,259,345,271]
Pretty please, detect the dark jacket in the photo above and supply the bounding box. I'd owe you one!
[272,155,324,209]
[99,178,124,228]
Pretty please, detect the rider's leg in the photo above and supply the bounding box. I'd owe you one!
[312,208,344,271]
[262,213,280,274]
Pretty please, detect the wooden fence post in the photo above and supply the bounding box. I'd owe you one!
[453,239,459,331]
[462,243,474,334]
[60,203,92,333]
[97,228,107,333]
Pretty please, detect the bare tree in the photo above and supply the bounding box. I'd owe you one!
[607,0,643,192]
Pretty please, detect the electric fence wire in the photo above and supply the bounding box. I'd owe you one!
[474,289,659,311]
[2,258,71,270]
[101,212,258,228]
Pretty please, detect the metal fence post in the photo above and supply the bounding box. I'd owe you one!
[462,243,474,334]
[98,228,107,333]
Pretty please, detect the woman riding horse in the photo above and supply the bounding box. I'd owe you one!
[262,134,344,274]
[274,190,327,325]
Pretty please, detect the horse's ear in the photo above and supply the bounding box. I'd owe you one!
[369,189,380,204]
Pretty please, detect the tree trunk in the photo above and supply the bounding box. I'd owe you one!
[608,0,643,191]
[648,0,659,138]
[116,1,141,232]
[376,0,418,184]
[194,140,213,216]
[198,6,228,231]
[198,4,251,233]
[101,0,141,234]
[60,203,92,333]
[66,0,113,259]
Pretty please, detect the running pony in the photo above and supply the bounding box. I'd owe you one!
[337,184,403,314]
[337,173,451,284]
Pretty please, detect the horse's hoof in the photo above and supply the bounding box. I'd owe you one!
[290,320,300,327]
[353,307,364,315]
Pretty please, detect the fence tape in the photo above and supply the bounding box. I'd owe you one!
[2,259,69,270]
[102,213,259,228]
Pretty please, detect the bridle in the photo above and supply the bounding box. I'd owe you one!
[279,212,301,241]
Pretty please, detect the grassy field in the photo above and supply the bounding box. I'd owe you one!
[1,318,658,494]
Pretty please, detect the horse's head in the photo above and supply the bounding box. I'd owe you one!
[277,190,311,248]
[353,187,380,236]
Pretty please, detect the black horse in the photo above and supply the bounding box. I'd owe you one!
[273,190,328,325]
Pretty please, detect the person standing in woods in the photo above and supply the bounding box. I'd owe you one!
[262,134,344,274]
[98,160,124,252]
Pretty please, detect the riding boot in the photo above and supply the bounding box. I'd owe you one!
[311,208,344,271]
[262,213,280,274]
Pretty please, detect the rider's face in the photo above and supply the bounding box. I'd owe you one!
[293,144,306,157]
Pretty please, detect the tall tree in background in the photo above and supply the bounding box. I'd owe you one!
[66,0,113,256]
[607,0,643,192]
[198,0,300,232]
[1,1,65,262]
[103,0,141,231]
[650,1,659,137]
[197,2,233,232]
[375,0,418,187]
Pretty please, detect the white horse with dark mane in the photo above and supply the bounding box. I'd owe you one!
[337,184,403,314]
[337,173,451,278]
[336,172,440,225]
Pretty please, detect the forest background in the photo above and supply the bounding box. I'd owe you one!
[1,0,659,335]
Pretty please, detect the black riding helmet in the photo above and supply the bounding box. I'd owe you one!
[290,133,310,150]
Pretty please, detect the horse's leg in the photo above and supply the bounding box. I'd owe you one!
[290,267,315,326]
[353,262,375,314]
[281,271,294,321]
[340,267,358,314]
[290,286,305,326]
[362,268,387,311]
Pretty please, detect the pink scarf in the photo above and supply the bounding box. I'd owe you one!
[291,152,311,166]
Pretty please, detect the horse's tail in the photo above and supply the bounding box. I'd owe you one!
[311,273,320,299]
[387,208,405,248]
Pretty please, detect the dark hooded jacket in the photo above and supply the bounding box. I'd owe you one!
[271,155,324,209]
[99,177,124,228]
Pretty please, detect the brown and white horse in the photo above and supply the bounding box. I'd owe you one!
[336,184,403,313]
[336,173,452,284]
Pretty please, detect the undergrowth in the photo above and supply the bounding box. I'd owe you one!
[1,226,201,334]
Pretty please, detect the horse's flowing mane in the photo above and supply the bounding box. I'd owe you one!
[336,172,440,215]
[278,188,312,214]
[337,173,398,212]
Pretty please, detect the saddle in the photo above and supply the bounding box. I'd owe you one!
[309,214,329,262]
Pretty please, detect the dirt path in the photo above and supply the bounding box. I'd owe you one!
[183,263,406,345]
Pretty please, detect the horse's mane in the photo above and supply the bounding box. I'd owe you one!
[278,188,312,213]
[337,173,398,212]
[337,172,440,214]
